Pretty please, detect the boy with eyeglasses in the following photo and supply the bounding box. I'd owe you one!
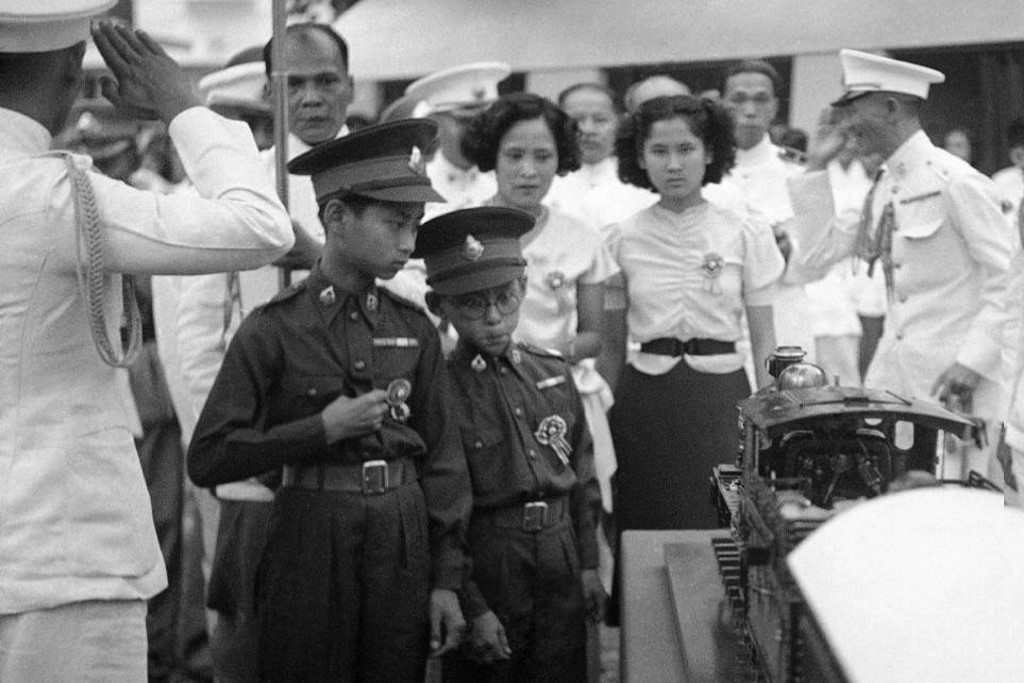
[419,207,604,682]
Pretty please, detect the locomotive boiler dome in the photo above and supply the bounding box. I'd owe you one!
[777,362,829,390]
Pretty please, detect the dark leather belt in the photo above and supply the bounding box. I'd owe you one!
[281,459,416,495]
[640,337,735,357]
[477,497,568,532]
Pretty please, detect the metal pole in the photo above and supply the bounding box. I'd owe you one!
[271,0,291,290]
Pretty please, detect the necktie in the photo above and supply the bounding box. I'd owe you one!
[856,168,896,298]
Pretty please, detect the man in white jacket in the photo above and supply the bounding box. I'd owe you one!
[0,5,292,680]
[787,49,1017,481]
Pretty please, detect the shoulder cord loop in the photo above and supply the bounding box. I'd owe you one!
[66,155,142,367]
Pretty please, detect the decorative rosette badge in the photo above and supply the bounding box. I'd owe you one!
[701,252,724,294]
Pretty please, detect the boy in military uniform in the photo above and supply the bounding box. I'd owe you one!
[187,119,470,682]
[418,207,605,682]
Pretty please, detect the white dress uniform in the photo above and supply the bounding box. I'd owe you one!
[423,151,496,220]
[991,164,1024,228]
[788,130,1016,477]
[544,156,657,232]
[0,104,291,615]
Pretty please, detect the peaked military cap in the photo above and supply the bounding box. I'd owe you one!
[0,0,116,53]
[288,118,445,203]
[832,49,945,106]
[414,206,533,295]
[199,57,270,118]
[405,62,511,117]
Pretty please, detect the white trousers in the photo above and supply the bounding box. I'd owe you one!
[0,600,147,682]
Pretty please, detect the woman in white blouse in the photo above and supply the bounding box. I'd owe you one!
[462,93,619,514]
[603,95,783,538]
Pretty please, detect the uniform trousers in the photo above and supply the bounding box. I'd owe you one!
[0,599,147,682]
[443,514,586,683]
[257,484,431,682]
[208,499,273,683]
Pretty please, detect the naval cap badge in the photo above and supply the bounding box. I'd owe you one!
[408,145,425,175]
[462,234,484,261]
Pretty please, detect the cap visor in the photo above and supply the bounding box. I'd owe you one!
[830,90,871,107]
[352,185,446,203]
[429,264,525,296]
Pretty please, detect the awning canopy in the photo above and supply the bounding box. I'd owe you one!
[334,0,1024,81]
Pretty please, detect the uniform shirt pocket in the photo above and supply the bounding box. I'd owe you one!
[461,427,509,497]
[278,374,347,415]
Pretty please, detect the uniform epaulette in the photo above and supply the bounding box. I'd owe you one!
[263,280,306,307]
[378,286,427,314]
[518,342,565,361]
[924,158,953,182]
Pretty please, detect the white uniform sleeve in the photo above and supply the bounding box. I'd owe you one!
[784,170,861,280]
[741,217,785,306]
[947,173,1018,378]
[54,107,292,275]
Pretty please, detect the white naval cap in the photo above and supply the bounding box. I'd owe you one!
[832,48,945,106]
[405,61,511,117]
[0,0,116,53]
[198,61,270,116]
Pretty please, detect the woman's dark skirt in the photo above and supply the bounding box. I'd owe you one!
[610,358,750,532]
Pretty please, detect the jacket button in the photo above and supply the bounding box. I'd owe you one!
[307,387,318,396]
[514,407,523,416]
[349,311,359,321]
[353,360,366,370]
[474,441,483,449]
[528,449,537,459]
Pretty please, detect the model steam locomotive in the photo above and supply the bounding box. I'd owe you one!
[710,347,992,682]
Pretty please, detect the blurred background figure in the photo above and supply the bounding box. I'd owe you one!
[405,61,511,220]
[545,82,656,231]
[622,74,690,114]
[943,126,974,165]
[991,116,1024,225]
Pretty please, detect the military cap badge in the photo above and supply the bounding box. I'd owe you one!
[408,145,425,175]
[462,234,485,261]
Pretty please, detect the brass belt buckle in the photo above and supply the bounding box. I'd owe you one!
[522,501,549,531]
[362,460,389,494]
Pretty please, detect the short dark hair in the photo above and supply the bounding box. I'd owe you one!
[616,95,736,190]
[317,191,379,223]
[263,23,349,77]
[722,59,781,96]
[557,82,619,113]
[461,93,581,175]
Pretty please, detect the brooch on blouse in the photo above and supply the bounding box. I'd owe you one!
[545,270,566,290]
[701,252,724,294]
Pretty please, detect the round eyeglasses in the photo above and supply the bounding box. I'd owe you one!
[452,288,522,320]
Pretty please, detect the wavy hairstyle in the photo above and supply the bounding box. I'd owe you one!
[461,93,581,175]
[616,95,736,190]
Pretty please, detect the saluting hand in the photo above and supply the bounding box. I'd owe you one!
[91,21,201,123]
[931,362,982,413]
[429,588,466,657]
[805,106,849,172]
[321,390,389,444]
